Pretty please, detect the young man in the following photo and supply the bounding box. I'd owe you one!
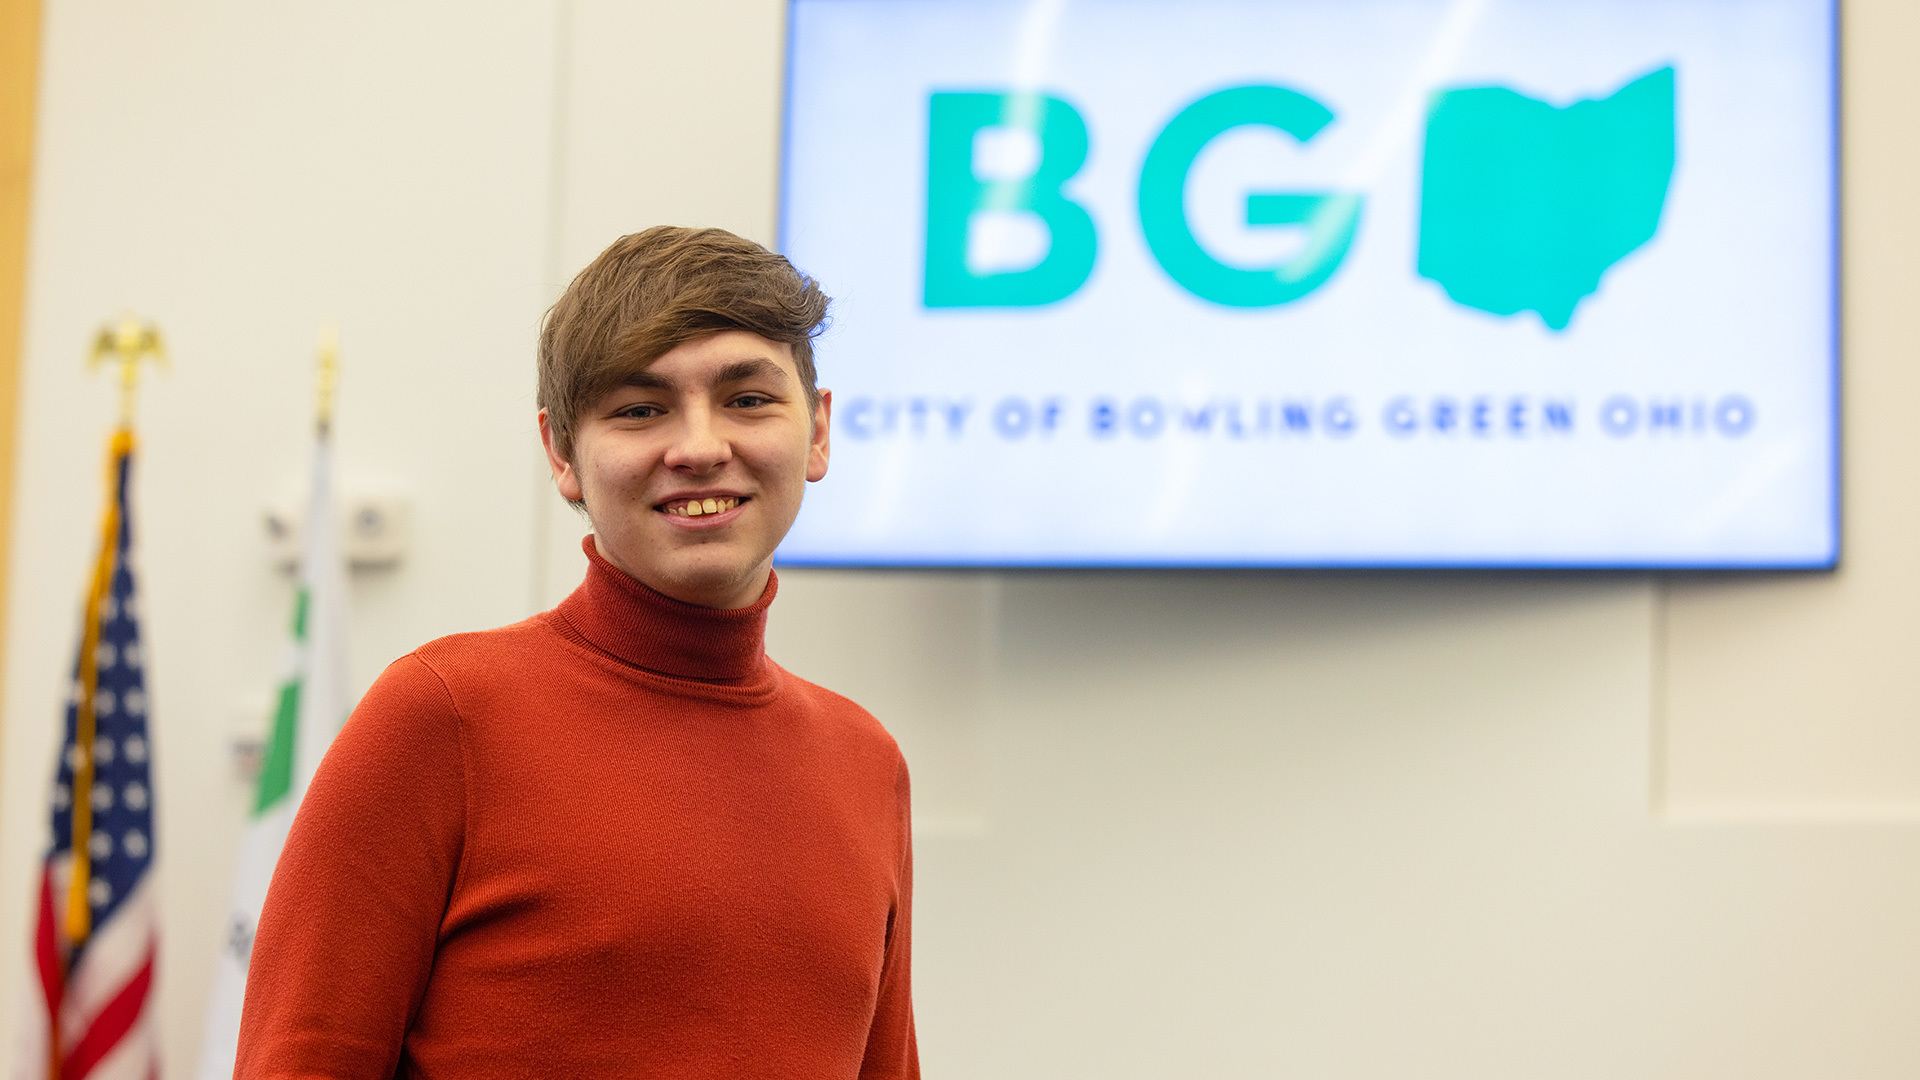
[235,227,917,1078]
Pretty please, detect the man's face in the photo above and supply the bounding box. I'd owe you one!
[540,330,831,609]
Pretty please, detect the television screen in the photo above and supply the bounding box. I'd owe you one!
[777,0,1837,568]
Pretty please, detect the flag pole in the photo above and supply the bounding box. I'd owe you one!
[65,318,163,942]
[315,327,337,438]
[88,315,167,433]
[197,328,351,1078]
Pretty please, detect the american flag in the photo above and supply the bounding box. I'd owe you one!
[20,431,158,1079]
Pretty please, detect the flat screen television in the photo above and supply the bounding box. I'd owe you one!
[776,0,1838,569]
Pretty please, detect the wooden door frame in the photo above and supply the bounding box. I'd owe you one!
[0,0,44,790]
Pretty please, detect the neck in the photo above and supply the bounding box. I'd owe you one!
[554,536,775,681]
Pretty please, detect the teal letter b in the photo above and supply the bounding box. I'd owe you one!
[1138,85,1363,308]
[924,92,1098,308]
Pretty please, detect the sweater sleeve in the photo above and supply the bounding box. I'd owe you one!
[233,653,467,1079]
[859,755,919,1079]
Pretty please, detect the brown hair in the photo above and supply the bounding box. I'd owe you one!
[538,226,831,460]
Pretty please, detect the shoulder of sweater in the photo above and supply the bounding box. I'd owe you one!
[770,659,905,763]
[402,612,563,674]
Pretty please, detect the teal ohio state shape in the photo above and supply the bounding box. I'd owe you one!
[1417,65,1677,332]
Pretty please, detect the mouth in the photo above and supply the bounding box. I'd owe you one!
[657,494,750,525]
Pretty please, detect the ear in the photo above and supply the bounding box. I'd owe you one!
[806,389,832,483]
[538,409,584,502]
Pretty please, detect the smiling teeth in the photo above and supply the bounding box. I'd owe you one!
[669,497,738,517]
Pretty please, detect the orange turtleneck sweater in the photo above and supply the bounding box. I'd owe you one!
[234,539,917,1079]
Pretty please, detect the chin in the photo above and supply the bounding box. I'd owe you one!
[656,553,768,606]
[594,530,755,601]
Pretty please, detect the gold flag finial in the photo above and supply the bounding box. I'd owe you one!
[87,315,167,428]
[316,327,339,434]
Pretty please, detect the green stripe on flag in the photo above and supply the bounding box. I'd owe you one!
[252,588,309,815]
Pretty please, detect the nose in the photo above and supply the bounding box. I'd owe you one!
[661,404,732,473]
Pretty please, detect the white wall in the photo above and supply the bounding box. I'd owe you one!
[0,1,560,1070]
[5,2,1918,1078]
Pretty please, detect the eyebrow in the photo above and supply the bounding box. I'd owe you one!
[617,357,792,391]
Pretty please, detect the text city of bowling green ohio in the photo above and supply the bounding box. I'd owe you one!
[839,393,1757,443]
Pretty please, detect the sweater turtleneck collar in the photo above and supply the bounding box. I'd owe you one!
[553,535,774,682]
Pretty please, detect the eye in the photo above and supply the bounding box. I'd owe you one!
[614,403,662,420]
[729,393,774,409]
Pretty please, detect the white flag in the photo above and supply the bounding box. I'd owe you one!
[196,429,350,1078]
